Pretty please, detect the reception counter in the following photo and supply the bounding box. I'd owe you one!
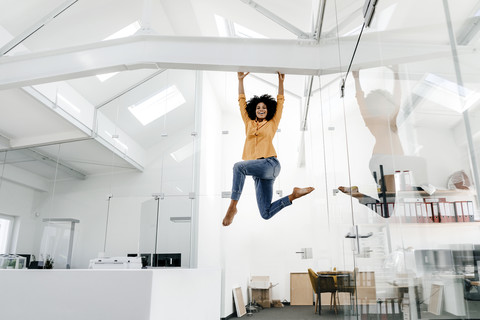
[0,268,221,320]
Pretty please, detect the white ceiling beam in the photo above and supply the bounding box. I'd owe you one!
[0,34,475,89]
[21,148,86,180]
[0,162,50,192]
[0,133,10,149]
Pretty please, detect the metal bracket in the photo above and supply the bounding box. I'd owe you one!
[152,193,165,200]
[222,191,232,198]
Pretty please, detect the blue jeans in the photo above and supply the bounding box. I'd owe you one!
[231,157,292,220]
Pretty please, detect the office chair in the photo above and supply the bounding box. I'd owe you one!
[308,268,320,313]
[317,274,338,314]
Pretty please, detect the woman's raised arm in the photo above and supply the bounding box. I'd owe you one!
[277,72,285,95]
[238,72,249,95]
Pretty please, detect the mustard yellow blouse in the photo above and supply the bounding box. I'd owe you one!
[238,93,284,160]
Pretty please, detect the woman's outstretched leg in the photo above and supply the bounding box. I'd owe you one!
[222,200,238,226]
[288,187,315,203]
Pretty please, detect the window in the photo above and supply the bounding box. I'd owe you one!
[0,214,14,254]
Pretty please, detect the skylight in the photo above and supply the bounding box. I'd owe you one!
[413,73,477,113]
[214,14,267,38]
[96,21,141,82]
[234,23,267,38]
[425,73,473,98]
[97,72,118,82]
[104,21,141,41]
[128,85,186,126]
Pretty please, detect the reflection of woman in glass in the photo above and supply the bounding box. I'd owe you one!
[222,72,314,226]
[339,66,403,196]
[353,66,403,156]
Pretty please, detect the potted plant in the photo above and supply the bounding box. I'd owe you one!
[43,254,54,269]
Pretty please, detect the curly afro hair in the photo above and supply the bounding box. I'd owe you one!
[246,94,277,121]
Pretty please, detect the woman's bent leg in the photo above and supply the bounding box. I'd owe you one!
[230,159,274,200]
[254,177,291,220]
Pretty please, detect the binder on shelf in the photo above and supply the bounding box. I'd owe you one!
[421,202,429,223]
[415,203,423,223]
[437,202,447,223]
[454,201,464,222]
[446,202,456,222]
[462,201,469,222]
[409,203,417,223]
[425,202,434,223]
[403,203,414,222]
[432,202,440,223]
[467,201,475,222]
[375,203,383,217]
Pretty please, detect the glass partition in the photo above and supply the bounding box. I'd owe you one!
[0,68,199,270]
[312,0,480,319]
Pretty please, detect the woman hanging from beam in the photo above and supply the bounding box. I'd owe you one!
[222,72,314,226]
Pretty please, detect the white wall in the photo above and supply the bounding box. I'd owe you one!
[0,268,221,320]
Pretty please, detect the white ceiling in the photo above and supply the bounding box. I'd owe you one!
[1,0,480,184]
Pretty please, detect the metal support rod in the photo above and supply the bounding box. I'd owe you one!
[0,0,79,55]
[313,0,327,42]
[96,69,166,109]
[189,70,203,269]
[66,221,76,269]
[301,75,314,131]
[443,0,480,205]
[23,148,86,180]
[103,195,112,253]
[240,0,311,38]
[154,198,160,266]
[379,165,389,218]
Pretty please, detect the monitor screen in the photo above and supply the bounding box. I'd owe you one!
[153,253,181,267]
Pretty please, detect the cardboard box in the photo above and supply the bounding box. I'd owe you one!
[250,276,273,308]
[250,276,270,289]
[252,288,272,308]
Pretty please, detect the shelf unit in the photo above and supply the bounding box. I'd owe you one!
[348,188,477,224]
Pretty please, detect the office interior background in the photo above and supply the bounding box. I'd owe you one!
[1,0,480,319]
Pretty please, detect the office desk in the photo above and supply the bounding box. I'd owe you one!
[386,279,421,318]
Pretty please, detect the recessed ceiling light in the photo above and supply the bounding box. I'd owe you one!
[128,85,186,126]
